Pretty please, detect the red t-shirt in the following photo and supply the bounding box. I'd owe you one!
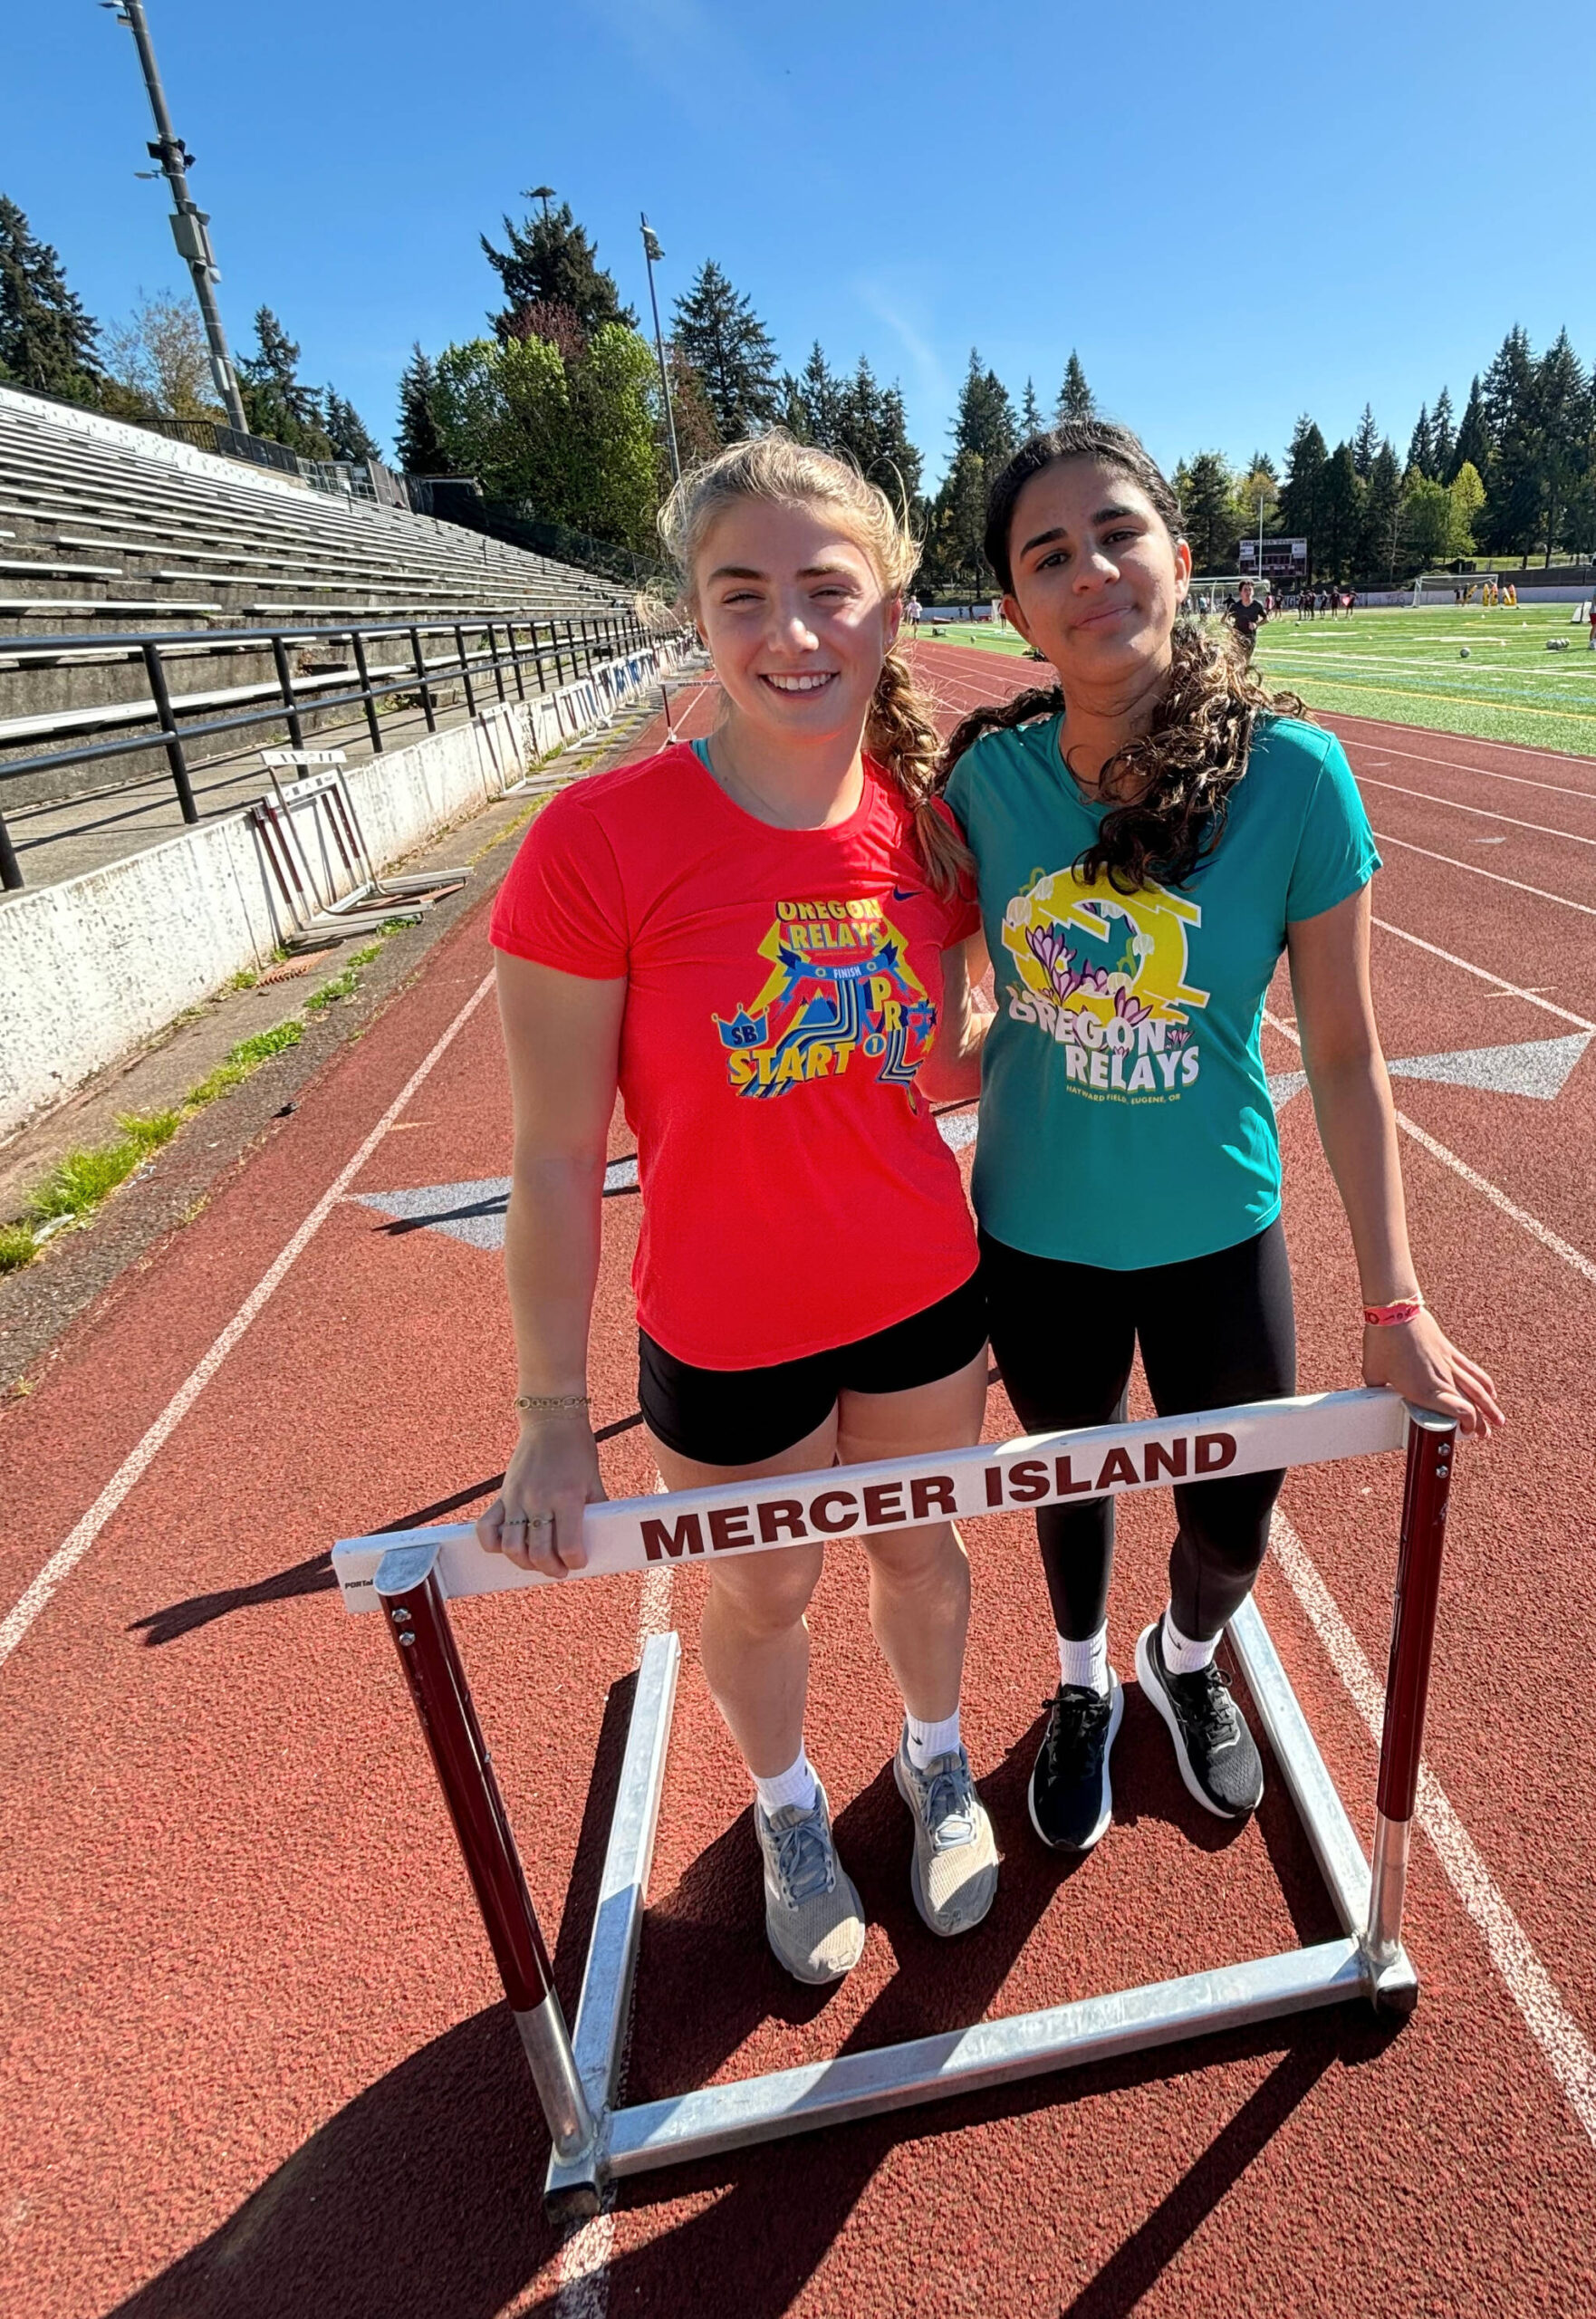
[490,743,981,1369]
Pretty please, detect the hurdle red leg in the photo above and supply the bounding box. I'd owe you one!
[375,1543,595,2160]
[1365,1405,1457,2006]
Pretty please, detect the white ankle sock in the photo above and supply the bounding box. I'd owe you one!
[1057,1626,1110,1698]
[906,1708,962,1771]
[753,1747,817,1817]
[1160,1610,1218,1677]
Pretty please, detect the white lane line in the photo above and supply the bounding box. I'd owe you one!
[553,1563,675,2316]
[1370,831,1596,918]
[1370,919,1596,1034]
[1358,775,1596,848]
[1267,1513,1596,2151]
[1389,1112,1596,1285]
[0,970,497,1674]
[1262,1008,1596,1287]
[1333,724,1596,784]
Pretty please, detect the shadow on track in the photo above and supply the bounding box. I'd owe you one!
[125,1418,644,1649]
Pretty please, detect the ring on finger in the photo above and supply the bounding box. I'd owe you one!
[528,1511,555,1531]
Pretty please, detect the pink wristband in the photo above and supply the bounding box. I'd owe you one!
[1363,1295,1425,1328]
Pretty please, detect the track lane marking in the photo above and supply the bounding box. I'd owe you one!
[1370,919,1595,1033]
[1268,1513,1596,2151]
[0,970,498,1675]
[1262,1009,1596,1286]
[1332,722,1596,781]
[1369,832,1596,917]
[1357,776,1596,848]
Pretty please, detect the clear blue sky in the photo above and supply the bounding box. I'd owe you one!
[8,2,1593,485]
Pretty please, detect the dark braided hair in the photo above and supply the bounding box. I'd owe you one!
[940,419,1307,893]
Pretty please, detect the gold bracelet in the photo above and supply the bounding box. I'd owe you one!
[514,1392,591,1412]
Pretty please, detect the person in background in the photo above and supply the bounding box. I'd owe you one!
[1226,578,1268,660]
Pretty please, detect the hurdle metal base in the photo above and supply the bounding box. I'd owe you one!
[543,1595,1410,2219]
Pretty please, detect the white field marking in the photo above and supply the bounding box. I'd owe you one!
[1267,1512,1596,2151]
[1370,831,1596,917]
[0,970,497,1675]
[1370,918,1596,1034]
[1262,1009,1596,1287]
[553,1562,675,2316]
[1357,776,1596,848]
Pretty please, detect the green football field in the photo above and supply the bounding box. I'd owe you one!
[917,602,1596,755]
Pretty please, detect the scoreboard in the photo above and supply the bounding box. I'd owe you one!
[1237,536,1308,577]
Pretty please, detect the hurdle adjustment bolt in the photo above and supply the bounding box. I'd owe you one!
[398,1631,416,1647]
[390,1608,412,1624]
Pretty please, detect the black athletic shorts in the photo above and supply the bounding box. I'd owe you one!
[638,1272,987,1467]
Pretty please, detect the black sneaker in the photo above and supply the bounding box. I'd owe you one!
[1135,1618,1264,1821]
[1027,1673,1124,1852]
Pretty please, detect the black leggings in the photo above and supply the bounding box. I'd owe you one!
[979,1220,1296,1644]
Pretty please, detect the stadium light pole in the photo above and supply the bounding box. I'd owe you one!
[102,0,249,434]
[640,217,681,487]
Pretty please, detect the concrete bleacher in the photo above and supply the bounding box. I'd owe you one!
[0,387,630,631]
[0,386,660,823]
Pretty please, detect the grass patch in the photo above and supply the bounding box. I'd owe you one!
[0,1223,38,1275]
[3,910,409,1275]
[186,1018,304,1107]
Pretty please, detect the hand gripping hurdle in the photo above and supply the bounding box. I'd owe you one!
[332,1388,1457,2219]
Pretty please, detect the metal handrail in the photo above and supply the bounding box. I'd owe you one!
[0,605,673,891]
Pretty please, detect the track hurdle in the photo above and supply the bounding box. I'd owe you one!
[332,1386,1456,2219]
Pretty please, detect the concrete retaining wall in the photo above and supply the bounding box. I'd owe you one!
[0,641,688,1139]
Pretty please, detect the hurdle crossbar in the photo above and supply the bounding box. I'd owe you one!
[332,1389,1456,2220]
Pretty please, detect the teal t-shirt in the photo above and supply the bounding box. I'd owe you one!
[944,711,1379,1271]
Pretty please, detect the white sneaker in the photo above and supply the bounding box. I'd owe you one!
[754,1779,867,1985]
[892,1730,999,1937]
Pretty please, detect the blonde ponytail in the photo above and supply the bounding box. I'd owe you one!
[866,649,973,899]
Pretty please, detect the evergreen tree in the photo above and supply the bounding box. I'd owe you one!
[323,390,381,465]
[1357,439,1404,578]
[781,342,844,447]
[1021,376,1042,434]
[237,308,332,457]
[395,343,454,473]
[833,359,922,500]
[1277,417,1329,573]
[481,197,635,340]
[1430,386,1456,480]
[1407,403,1434,479]
[0,195,102,402]
[927,447,992,595]
[954,349,1015,465]
[1480,325,1541,563]
[663,346,722,469]
[670,260,779,439]
[1057,350,1093,421]
[1535,328,1590,565]
[1319,442,1363,580]
[1181,450,1235,572]
[1351,404,1380,480]
[1452,375,1491,480]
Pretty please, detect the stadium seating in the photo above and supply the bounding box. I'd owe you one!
[0,390,631,630]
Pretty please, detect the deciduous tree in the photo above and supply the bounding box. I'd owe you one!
[102,289,217,420]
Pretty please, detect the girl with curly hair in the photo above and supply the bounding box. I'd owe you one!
[930,419,1502,1852]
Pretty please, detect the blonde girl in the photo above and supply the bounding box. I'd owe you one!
[480,436,998,1985]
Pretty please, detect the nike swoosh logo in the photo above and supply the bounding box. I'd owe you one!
[891,887,918,901]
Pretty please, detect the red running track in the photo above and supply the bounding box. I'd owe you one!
[2,651,1593,2318]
